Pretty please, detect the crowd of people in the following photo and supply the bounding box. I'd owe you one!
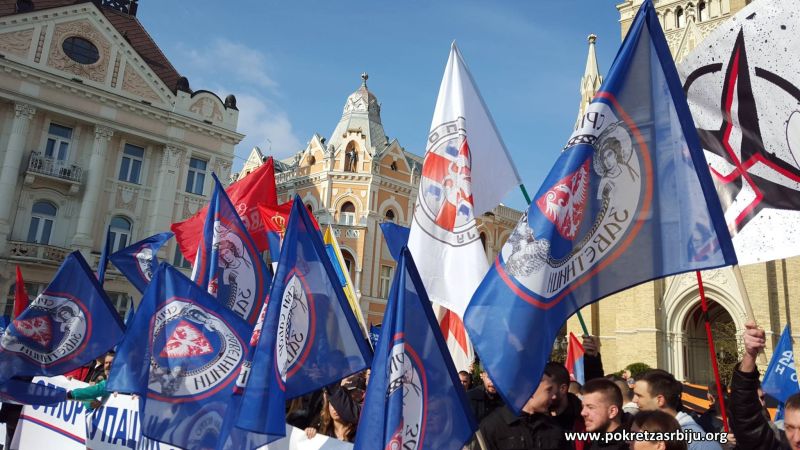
[1,322,798,449]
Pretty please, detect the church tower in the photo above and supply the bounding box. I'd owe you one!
[575,34,603,130]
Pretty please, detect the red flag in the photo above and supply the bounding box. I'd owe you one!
[172,158,278,262]
[565,332,586,384]
[13,266,30,319]
[258,200,320,237]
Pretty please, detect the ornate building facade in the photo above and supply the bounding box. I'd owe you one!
[565,0,797,384]
[240,74,522,325]
[0,0,242,316]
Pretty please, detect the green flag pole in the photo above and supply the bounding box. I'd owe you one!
[518,183,590,336]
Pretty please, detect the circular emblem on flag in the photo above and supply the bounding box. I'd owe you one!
[0,293,88,367]
[276,273,316,382]
[148,300,245,401]
[385,336,428,450]
[500,100,646,305]
[414,117,480,247]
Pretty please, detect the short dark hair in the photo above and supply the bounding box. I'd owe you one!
[583,378,623,409]
[639,369,682,411]
[786,393,800,412]
[545,361,570,387]
[632,410,687,450]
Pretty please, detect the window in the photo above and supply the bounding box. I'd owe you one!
[306,204,314,215]
[480,232,487,252]
[45,123,73,161]
[62,36,99,65]
[390,161,398,171]
[109,216,132,252]
[697,1,706,21]
[173,246,192,269]
[106,292,131,318]
[118,143,144,184]
[4,282,46,317]
[379,265,393,298]
[186,157,207,195]
[339,201,356,226]
[27,201,57,244]
[384,209,395,223]
[676,7,685,28]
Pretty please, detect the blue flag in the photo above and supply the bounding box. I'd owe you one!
[106,263,251,449]
[380,222,410,262]
[97,225,112,284]
[355,247,476,450]
[762,325,799,403]
[369,324,381,349]
[464,0,737,413]
[234,196,373,443]
[110,231,173,294]
[192,174,270,325]
[0,378,66,406]
[0,252,124,384]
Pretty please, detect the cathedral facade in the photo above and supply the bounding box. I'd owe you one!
[240,74,521,326]
[565,0,797,384]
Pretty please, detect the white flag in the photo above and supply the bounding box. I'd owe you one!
[408,43,521,319]
[679,0,800,265]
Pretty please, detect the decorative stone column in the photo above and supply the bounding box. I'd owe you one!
[146,145,184,237]
[0,103,36,252]
[72,125,114,250]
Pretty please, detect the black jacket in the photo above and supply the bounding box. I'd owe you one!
[729,365,788,449]
[467,385,505,424]
[480,405,569,450]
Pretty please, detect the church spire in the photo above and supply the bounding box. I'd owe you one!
[575,34,603,130]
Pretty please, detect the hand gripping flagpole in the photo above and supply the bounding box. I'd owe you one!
[695,270,730,433]
[731,265,768,364]
[518,183,590,336]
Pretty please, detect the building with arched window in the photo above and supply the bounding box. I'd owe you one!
[565,0,788,383]
[240,74,521,324]
[0,0,243,316]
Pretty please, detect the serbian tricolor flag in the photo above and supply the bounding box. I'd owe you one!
[258,200,320,259]
[565,332,585,385]
[172,157,277,262]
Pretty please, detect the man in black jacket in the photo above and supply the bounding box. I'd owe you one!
[730,321,800,449]
[467,366,505,424]
[580,378,628,450]
[480,365,568,450]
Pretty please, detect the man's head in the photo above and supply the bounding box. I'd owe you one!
[611,378,633,403]
[633,369,682,414]
[480,369,496,395]
[581,378,623,433]
[458,371,472,391]
[103,351,115,375]
[784,393,800,449]
[523,365,558,414]
[544,361,571,411]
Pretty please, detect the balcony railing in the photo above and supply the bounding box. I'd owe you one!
[27,152,83,183]
[7,240,70,263]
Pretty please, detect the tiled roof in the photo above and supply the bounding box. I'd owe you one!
[0,0,182,92]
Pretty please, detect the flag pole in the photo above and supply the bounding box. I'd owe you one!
[695,270,730,433]
[518,183,590,336]
[731,265,768,364]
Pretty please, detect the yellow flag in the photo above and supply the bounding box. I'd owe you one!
[324,225,369,339]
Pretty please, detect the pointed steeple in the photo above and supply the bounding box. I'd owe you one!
[575,34,603,130]
[327,73,388,157]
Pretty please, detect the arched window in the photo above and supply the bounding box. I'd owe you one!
[340,249,356,281]
[480,232,487,252]
[676,6,685,28]
[664,9,674,30]
[385,209,395,223]
[305,203,314,215]
[109,216,132,252]
[390,161,398,171]
[339,201,356,226]
[697,1,706,21]
[344,142,358,172]
[27,201,57,244]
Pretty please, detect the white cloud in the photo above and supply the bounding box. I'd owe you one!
[172,39,302,173]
